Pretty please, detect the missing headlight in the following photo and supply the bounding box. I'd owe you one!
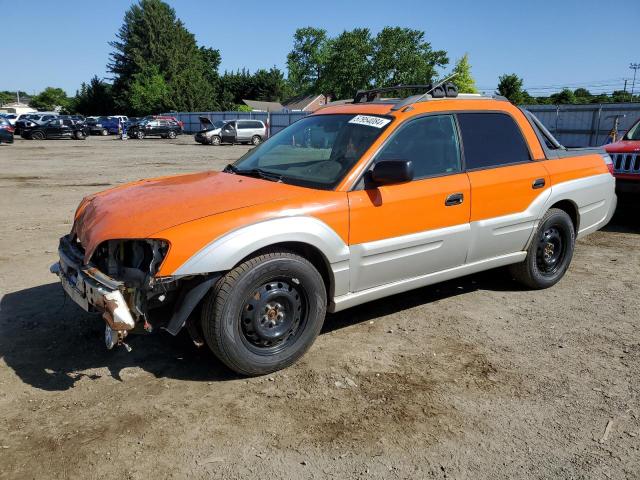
[91,239,169,286]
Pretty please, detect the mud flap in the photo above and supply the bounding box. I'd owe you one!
[163,276,219,336]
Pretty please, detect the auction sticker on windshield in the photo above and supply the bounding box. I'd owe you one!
[348,115,391,128]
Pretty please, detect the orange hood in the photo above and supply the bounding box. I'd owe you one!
[73,171,306,262]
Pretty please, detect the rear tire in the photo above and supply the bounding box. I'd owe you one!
[201,250,327,376]
[509,208,575,289]
[251,135,262,146]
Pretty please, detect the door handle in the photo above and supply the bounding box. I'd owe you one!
[445,193,464,206]
[532,178,546,189]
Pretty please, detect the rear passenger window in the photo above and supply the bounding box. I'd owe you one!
[376,115,461,179]
[457,113,531,169]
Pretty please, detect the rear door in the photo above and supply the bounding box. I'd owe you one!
[458,112,550,262]
[61,119,74,137]
[348,114,471,292]
[236,121,250,141]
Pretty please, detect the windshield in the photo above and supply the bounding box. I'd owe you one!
[624,119,640,141]
[231,114,392,189]
[212,120,226,129]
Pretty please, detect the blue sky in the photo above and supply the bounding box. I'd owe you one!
[2,0,639,97]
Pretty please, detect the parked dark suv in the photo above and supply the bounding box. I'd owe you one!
[128,119,181,139]
[14,113,58,135]
[21,118,88,140]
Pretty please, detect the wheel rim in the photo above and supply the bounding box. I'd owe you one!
[33,132,44,140]
[252,136,261,145]
[239,279,307,355]
[169,131,176,138]
[536,225,566,276]
[212,136,220,145]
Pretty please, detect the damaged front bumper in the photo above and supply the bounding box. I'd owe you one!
[50,236,135,348]
[50,235,220,351]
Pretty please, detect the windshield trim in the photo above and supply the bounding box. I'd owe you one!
[230,113,394,191]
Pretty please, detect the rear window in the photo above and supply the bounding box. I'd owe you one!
[457,113,531,169]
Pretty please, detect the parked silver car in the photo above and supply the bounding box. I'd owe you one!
[194,117,266,146]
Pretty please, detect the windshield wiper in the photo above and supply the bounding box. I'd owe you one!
[223,163,239,174]
[234,168,284,183]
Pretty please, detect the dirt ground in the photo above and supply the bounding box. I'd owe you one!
[0,135,638,480]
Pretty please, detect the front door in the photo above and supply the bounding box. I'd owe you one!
[44,119,63,138]
[348,114,471,292]
[221,122,236,144]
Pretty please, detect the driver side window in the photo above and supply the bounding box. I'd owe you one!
[376,115,462,180]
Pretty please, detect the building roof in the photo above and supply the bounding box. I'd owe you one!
[282,94,324,111]
[242,99,284,112]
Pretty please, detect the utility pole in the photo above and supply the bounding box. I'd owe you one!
[630,63,640,102]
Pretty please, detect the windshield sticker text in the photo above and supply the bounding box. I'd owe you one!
[348,115,391,128]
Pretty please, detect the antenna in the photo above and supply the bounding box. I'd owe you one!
[414,72,458,103]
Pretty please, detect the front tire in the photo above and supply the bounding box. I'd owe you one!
[101,129,108,136]
[136,130,145,140]
[510,208,575,289]
[201,250,327,376]
[31,131,45,140]
[211,135,221,146]
[167,130,177,139]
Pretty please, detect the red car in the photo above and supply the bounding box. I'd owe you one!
[605,118,640,195]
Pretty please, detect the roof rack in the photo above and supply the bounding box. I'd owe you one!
[353,85,435,104]
[352,74,510,111]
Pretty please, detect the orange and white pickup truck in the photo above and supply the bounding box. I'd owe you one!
[51,84,617,375]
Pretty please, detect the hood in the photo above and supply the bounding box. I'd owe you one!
[604,140,640,153]
[73,171,306,262]
[199,116,214,128]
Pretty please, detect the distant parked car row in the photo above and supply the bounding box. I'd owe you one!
[0,112,187,143]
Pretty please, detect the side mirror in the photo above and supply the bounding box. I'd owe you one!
[369,160,414,186]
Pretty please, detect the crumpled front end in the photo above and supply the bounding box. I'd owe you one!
[50,234,213,351]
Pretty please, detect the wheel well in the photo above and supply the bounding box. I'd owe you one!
[549,200,579,232]
[242,242,333,300]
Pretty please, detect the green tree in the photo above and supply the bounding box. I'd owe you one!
[129,65,171,115]
[286,27,329,95]
[550,88,576,104]
[371,27,448,87]
[73,76,115,115]
[108,0,217,113]
[252,67,289,101]
[30,87,70,111]
[450,53,477,93]
[321,28,373,100]
[497,73,525,104]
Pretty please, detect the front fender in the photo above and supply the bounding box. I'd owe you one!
[172,216,351,277]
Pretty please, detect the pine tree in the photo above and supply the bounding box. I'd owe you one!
[450,54,478,93]
[108,0,217,114]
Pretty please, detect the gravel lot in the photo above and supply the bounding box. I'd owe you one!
[0,135,638,480]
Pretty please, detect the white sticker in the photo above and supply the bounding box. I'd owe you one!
[348,115,391,128]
